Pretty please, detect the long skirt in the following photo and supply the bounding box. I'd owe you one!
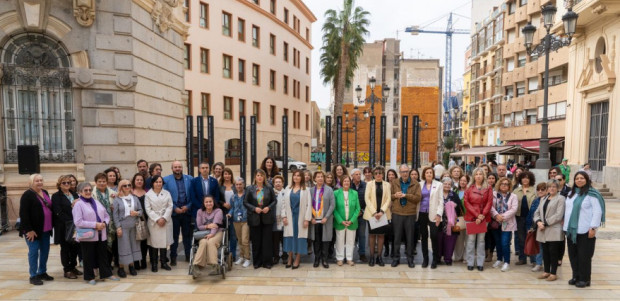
[117,226,142,265]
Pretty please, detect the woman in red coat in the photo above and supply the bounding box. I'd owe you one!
[464,167,493,271]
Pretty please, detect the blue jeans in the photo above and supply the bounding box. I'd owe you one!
[356,215,366,256]
[171,214,192,259]
[25,232,51,278]
[492,229,512,263]
[227,217,237,259]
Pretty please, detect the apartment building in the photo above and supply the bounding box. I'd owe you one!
[184,0,316,166]
[468,6,505,147]
[500,0,567,164]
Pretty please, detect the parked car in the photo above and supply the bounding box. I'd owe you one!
[275,156,307,171]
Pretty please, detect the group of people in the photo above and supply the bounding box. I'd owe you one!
[19,158,604,289]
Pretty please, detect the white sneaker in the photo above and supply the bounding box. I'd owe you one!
[242,259,251,268]
[501,263,510,272]
[492,260,502,268]
[531,264,542,272]
[235,257,245,265]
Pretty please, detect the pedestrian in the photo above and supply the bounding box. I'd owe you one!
[534,179,565,281]
[437,177,463,266]
[334,175,360,266]
[260,157,281,187]
[514,171,537,265]
[453,174,470,263]
[131,173,149,270]
[92,172,118,269]
[559,158,571,185]
[51,175,82,279]
[418,166,444,269]
[191,161,221,218]
[282,170,312,269]
[163,161,193,266]
[364,166,391,267]
[230,177,251,268]
[145,175,173,272]
[219,167,237,262]
[244,169,277,269]
[272,175,288,265]
[192,196,224,277]
[350,168,368,262]
[389,164,421,268]
[73,182,120,285]
[464,167,493,271]
[490,177,518,272]
[112,179,143,277]
[309,171,335,268]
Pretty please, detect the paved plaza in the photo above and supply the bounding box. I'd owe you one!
[1,200,619,301]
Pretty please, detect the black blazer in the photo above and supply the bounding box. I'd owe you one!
[19,189,51,240]
[51,190,79,244]
[243,185,277,227]
[219,183,238,214]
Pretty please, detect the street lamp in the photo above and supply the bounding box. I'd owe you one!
[522,4,578,169]
[356,77,390,167]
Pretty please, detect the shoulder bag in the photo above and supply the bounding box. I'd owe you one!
[135,215,149,241]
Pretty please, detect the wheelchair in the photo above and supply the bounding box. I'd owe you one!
[188,216,232,279]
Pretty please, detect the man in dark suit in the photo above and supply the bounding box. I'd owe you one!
[163,161,193,266]
[190,161,221,218]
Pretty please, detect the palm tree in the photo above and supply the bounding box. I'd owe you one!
[320,0,370,159]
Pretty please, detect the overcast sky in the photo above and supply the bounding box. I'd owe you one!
[307,0,473,109]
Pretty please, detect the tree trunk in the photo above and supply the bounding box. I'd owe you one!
[331,41,349,168]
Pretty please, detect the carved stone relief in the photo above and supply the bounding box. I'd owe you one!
[73,0,95,27]
[151,0,179,33]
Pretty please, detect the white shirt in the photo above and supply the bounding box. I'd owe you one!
[343,190,350,219]
[563,194,602,234]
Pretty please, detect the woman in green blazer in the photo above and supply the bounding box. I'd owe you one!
[333,176,360,266]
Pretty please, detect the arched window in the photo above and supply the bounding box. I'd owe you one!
[225,138,241,165]
[1,33,74,163]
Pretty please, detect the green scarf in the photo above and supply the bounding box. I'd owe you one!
[566,187,606,244]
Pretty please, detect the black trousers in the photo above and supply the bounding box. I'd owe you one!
[542,241,562,275]
[418,212,439,262]
[272,230,288,261]
[60,241,80,273]
[250,223,273,266]
[149,247,168,264]
[140,239,150,263]
[81,240,112,281]
[392,214,415,259]
[313,224,330,260]
[567,234,596,282]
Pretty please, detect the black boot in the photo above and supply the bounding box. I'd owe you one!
[368,256,375,267]
[141,260,147,270]
[161,262,171,271]
[376,256,385,267]
[322,257,329,269]
[422,258,429,268]
[407,257,415,268]
[151,262,158,272]
[134,261,141,270]
[129,265,137,276]
[313,256,320,268]
[117,267,127,278]
[150,249,158,272]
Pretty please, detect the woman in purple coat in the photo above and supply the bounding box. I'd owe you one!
[72,182,120,285]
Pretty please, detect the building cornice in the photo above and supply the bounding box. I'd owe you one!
[238,0,313,50]
[133,0,189,39]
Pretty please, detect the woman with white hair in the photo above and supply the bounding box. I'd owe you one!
[20,174,54,285]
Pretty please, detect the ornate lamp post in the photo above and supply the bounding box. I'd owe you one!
[521,4,578,169]
[355,77,390,167]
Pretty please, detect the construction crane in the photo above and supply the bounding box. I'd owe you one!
[405,13,469,122]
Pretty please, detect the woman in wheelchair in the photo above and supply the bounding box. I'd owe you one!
[192,195,224,274]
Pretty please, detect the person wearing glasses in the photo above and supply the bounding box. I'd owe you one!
[418,166,444,269]
[389,164,421,268]
[72,182,120,285]
[113,179,143,278]
[364,166,392,267]
[514,171,537,266]
[309,171,335,269]
[51,175,82,280]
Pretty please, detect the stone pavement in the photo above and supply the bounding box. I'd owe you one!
[2,201,619,300]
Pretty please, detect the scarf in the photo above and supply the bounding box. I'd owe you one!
[312,185,324,218]
[567,187,606,243]
[80,196,102,223]
[496,192,510,214]
[444,195,457,236]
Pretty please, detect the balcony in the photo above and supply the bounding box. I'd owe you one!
[511,96,525,112]
[572,0,620,29]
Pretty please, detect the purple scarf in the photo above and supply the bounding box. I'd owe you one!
[80,196,102,223]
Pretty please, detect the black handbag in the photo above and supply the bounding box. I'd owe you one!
[64,220,77,243]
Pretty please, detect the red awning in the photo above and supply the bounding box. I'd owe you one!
[506,138,564,151]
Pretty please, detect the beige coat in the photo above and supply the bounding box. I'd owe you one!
[364,180,392,220]
[417,180,444,222]
[534,194,566,243]
[281,187,312,239]
[145,189,174,248]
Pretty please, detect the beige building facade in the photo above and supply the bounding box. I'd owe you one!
[559,0,620,192]
[0,0,189,222]
[183,0,315,168]
[500,0,567,164]
[469,6,504,147]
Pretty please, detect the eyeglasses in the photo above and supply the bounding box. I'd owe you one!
[374,172,383,175]
[122,184,132,188]
[61,181,71,185]
[400,170,409,173]
[537,188,546,191]
[82,188,92,192]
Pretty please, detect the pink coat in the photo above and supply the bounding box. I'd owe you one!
[490,191,518,232]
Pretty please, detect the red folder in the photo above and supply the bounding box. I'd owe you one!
[466,222,487,235]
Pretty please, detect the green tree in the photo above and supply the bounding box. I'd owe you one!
[320,0,370,150]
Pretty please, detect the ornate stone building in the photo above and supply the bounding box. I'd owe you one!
[0,0,188,221]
